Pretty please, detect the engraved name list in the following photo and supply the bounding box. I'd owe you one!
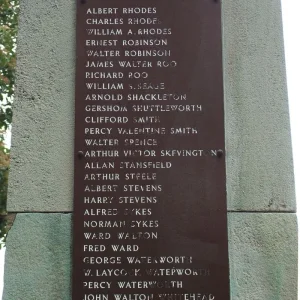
[73,1,230,300]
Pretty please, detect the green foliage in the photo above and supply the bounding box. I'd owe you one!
[0,0,19,244]
[0,0,19,130]
[0,137,10,247]
[0,137,9,214]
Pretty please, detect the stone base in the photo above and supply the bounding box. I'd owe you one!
[3,213,297,300]
[3,214,72,300]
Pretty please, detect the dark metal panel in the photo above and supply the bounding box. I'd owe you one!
[73,1,229,299]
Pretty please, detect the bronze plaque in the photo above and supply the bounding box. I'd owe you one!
[73,0,230,299]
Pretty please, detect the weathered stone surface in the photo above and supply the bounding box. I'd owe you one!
[7,0,295,212]
[3,213,72,300]
[7,0,76,212]
[3,213,297,300]
[223,0,295,211]
[228,213,298,299]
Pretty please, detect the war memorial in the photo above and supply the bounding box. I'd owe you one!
[2,0,298,299]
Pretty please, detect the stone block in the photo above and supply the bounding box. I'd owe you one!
[3,213,72,300]
[7,0,76,212]
[223,0,295,211]
[228,213,297,299]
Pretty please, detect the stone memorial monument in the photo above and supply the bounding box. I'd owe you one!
[2,0,297,299]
